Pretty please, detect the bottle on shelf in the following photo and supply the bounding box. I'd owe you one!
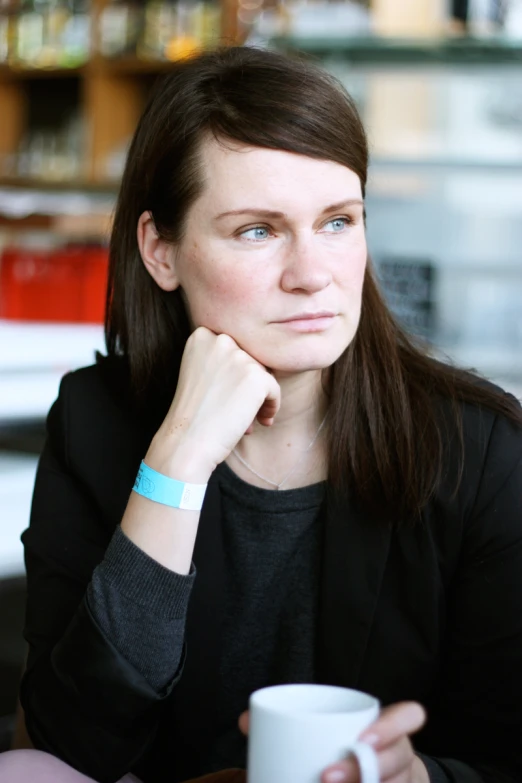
[57,0,90,66]
[41,0,68,66]
[138,0,177,59]
[0,16,6,62]
[7,0,90,66]
[100,0,222,61]
[97,0,141,58]
[16,110,85,180]
[14,0,45,65]
[0,0,20,62]
[163,0,221,60]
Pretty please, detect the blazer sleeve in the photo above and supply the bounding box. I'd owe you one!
[424,406,522,783]
[20,373,184,783]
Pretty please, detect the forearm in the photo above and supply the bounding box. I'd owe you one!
[87,525,195,690]
[21,526,196,780]
[121,435,212,575]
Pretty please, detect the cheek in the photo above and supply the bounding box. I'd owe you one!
[209,268,263,309]
[340,242,367,291]
[355,247,368,284]
[183,253,263,324]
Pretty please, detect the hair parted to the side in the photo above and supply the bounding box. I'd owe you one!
[105,45,521,524]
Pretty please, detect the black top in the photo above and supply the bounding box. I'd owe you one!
[211,463,324,771]
[19,359,522,783]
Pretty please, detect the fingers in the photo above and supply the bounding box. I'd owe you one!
[321,702,426,783]
[359,702,426,750]
[256,409,276,427]
[255,373,281,427]
[172,327,282,460]
[372,736,416,780]
[322,737,414,783]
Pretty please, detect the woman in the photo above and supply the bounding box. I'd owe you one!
[2,45,521,783]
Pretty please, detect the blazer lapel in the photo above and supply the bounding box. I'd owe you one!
[316,489,392,689]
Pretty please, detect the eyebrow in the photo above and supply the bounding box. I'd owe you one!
[214,199,364,221]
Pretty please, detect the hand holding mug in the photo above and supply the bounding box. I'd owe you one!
[241,685,427,783]
[320,701,428,783]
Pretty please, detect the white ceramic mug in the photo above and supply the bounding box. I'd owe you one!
[247,683,380,783]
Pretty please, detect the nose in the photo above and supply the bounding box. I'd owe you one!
[280,236,332,294]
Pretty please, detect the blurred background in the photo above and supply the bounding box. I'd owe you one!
[0,0,521,749]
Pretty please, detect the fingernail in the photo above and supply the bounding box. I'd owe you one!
[324,770,347,783]
[359,733,379,746]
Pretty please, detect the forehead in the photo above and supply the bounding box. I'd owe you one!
[196,137,363,206]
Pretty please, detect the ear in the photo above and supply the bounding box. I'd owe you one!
[137,211,179,291]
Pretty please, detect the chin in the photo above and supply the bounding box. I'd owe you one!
[253,345,348,375]
[235,326,356,373]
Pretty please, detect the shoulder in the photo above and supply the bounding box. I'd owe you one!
[461,390,522,514]
[434,376,521,530]
[449,376,521,470]
[47,356,153,472]
[50,356,128,434]
[58,354,131,407]
[414,379,522,578]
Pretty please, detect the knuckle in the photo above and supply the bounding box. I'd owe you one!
[270,377,281,396]
[186,326,209,349]
[215,332,236,350]
[246,364,264,385]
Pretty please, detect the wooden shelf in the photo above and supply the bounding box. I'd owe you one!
[0,0,239,198]
[87,56,182,76]
[0,64,86,80]
[0,57,183,80]
[271,35,522,64]
[0,176,119,192]
[0,214,53,229]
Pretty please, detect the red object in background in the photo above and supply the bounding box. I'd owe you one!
[0,245,109,323]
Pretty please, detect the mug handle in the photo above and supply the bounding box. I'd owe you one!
[349,741,380,783]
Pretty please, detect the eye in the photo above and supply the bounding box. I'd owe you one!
[323,217,352,233]
[240,226,270,241]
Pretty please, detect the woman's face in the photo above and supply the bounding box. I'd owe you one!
[171,138,367,373]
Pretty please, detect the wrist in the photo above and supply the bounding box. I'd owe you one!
[145,435,214,485]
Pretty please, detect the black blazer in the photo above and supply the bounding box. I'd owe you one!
[19,359,522,783]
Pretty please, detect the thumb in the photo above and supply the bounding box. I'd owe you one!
[238,710,250,736]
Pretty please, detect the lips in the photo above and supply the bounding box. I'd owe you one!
[274,313,337,333]
[277,311,336,323]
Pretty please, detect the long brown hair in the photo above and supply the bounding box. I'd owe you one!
[105,45,521,523]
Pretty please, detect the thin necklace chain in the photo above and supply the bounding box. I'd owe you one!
[231,413,328,490]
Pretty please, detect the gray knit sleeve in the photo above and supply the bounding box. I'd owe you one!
[86,525,195,691]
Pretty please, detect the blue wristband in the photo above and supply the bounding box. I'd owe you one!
[133,461,207,511]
